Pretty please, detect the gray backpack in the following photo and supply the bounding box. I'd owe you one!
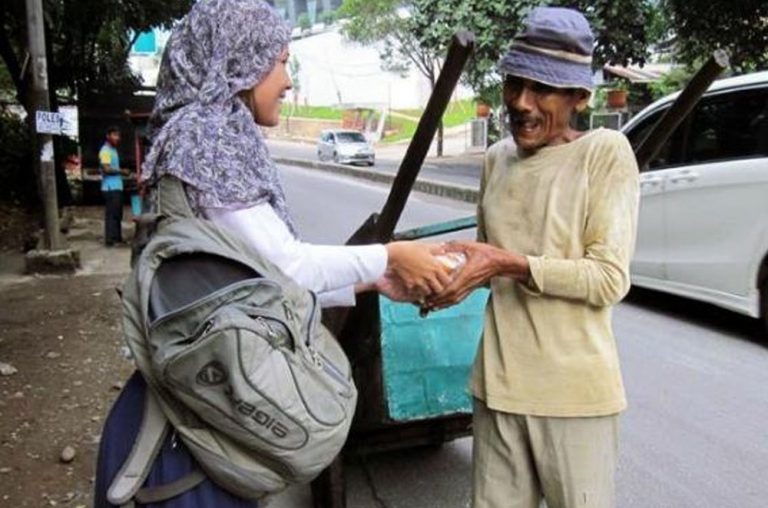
[108,177,358,506]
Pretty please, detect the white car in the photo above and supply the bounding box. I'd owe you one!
[622,71,768,335]
[317,129,375,166]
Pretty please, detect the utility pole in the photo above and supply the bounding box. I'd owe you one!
[25,0,62,250]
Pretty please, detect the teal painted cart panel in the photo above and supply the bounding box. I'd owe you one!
[379,289,489,422]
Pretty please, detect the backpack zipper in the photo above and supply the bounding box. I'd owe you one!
[149,278,282,330]
[301,292,350,389]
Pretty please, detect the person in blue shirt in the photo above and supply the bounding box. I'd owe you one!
[99,126,125,246]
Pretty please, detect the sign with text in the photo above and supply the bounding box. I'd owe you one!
[35,110,72,136]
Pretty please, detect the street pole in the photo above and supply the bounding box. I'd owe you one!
[25,0,62,250]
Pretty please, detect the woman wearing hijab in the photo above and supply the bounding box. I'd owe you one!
[94,1,450,506]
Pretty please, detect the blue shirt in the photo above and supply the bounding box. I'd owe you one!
[99,143,124,192]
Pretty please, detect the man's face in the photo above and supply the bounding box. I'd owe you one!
[107,131,121,146]
[503,76,589,154]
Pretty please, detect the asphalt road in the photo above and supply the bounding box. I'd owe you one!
[267,138,484,188]
[270,164,768,508]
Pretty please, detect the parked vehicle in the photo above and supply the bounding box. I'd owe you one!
[622,71,768,334]
[317,129,375,166]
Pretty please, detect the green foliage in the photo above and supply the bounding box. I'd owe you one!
[339,0,402,44]
[592,87,607,111]
[410,0,652,95]
[609,79,629,91]
[0,109,34,202]
[297,13,312,31]
[648,65,695,100]
[0,63,13,100]
[340,0,439,82]
[319,9,338,25]
[0,0,193,104]
[289,56,301,93]
[665,0,768,73]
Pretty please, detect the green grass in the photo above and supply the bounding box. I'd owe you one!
[442,99,476,127]
[382,99,477,143]
[280,99,477,143]
[382,116,418,144]
[392,99,476,126]
[280,104,343,120]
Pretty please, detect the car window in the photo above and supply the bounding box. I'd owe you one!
[624,108,681,171]
[336,132,367,143]
[683,88,768,164]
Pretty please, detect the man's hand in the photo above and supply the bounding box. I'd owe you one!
[375,271,420,303]
[426,241,529,310]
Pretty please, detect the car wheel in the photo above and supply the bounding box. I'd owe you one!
[332,152,339,164]
[317,151,323,161]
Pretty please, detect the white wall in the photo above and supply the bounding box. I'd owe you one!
[129,26,475,110]
[289,28,473,109]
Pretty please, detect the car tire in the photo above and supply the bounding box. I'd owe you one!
[317,151,323,161]
[332,152,339,164]
[366,161,374,167]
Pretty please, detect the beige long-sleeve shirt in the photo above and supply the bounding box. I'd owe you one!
[472,128,640,417]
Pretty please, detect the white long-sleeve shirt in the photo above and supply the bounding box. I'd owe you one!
[204,204,388,307]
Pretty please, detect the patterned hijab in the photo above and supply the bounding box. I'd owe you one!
[141,0,296,234]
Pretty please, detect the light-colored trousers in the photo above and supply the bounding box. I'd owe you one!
[472,398,619,508]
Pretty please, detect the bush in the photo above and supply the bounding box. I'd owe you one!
[649,66,695,101]
[297,13,312,31]
[319,10,337,25]
[0,108,36,203]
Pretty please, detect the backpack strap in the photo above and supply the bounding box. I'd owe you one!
[156,176,195,221]
[134,470,206,504]
[130,177,195,266]
[107,390,170,506]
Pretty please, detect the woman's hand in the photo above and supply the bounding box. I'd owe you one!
[385,241,452,297]
[426,241,529,310]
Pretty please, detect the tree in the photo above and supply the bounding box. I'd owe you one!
[289,55,301,106]
[665,0,768,73]
[0,0,192,202]
[339,0,449,156]
[1,0,192,108]
[410,0,654,106]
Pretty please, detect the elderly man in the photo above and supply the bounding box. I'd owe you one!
[429,7,640,508]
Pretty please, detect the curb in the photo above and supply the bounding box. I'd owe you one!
[273,157,479,204]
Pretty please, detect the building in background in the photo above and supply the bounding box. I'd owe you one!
[128,30,170,87]
[268,0,343,25]
[128,25,472,111]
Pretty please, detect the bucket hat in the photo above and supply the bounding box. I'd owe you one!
[498,7,595,91]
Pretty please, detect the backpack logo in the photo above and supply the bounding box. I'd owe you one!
[196,361,228,386]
